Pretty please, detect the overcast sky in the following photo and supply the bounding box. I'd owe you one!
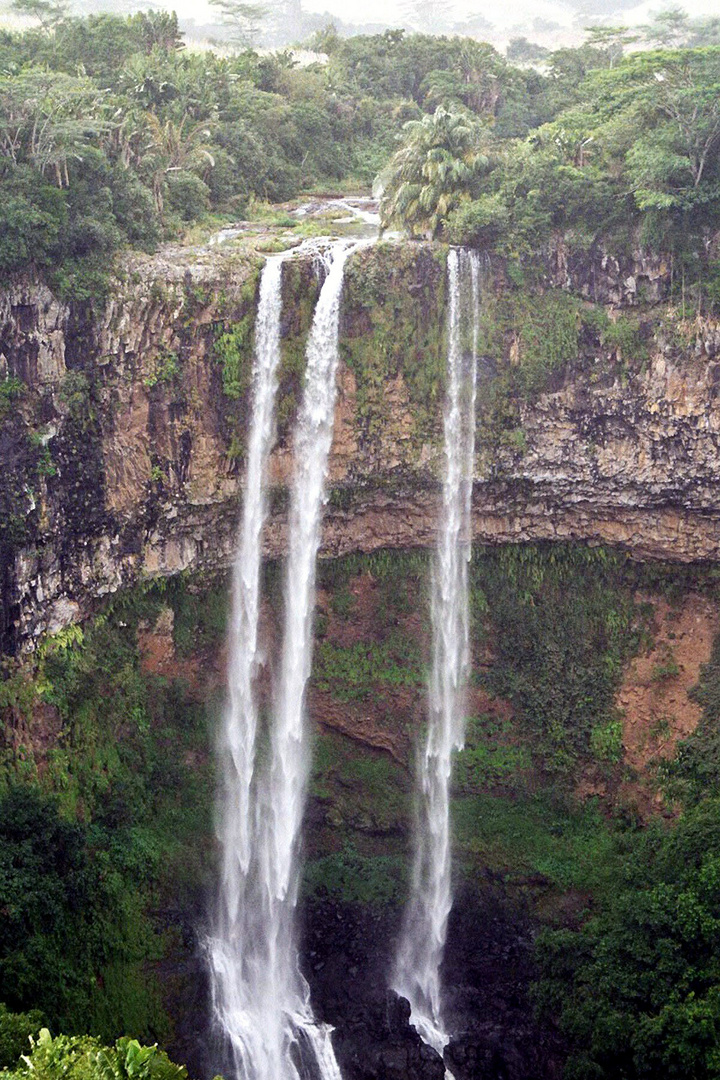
[174,0,720,34]
[314,0,717,22]
[2,0,718,42]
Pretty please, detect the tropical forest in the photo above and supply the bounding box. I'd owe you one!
[1,1,720,1079]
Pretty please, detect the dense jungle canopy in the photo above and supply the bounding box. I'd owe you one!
[0,13,718,295]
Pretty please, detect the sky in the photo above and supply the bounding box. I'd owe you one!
[2,0,718,43]
[169,0,720,37]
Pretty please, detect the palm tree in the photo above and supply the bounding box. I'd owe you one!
[377,106,489,238]
[141,112,216,214]
[0,69,111,186]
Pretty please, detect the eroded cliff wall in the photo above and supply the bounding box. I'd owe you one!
[4,239,720,1079]
[2,239,720,651]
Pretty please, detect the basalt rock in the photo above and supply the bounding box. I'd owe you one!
[2,240,719,654]
[546,238,673,306]
[333,993,445,1080]
[301,889,563,1080]
[301,900,445,1080]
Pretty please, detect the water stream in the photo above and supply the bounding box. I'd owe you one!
[211,239,368,1080]
[393,248,480,1060]
[210,251,290,1079]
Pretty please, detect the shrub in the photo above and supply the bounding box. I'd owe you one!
[0,1006,43,1069]
[534,803,720,1080]
[165,172,210,222]
[0,1030,187,1080]
[446,192,510,246]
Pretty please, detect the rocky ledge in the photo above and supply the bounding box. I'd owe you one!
[1,238,719,650]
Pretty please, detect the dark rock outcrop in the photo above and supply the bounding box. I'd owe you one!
[333,993,444,1080]
[302,892,563,1080]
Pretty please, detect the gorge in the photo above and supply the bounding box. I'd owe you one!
[1,16,720,1080]
[3,230,720,1080]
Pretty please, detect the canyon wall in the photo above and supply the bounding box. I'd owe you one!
[3,239,720,1080]
[2,239,720,650]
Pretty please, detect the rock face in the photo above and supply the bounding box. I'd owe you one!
[473,342,720,561]
[2,239,720,651]
[302,888,564,1080]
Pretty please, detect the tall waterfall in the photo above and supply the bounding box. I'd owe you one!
[211,239,366,1080]
[217,253,286,903]
[393,248,480,1058]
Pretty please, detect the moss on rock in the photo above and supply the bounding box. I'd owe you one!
[339,242,448,445]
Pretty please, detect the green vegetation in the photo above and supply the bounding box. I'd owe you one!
[4,534,720,1077]
[0,378,24,417]
[508,292,580,395]
[0,576,226,1045]
[380,43,720,295]
[340,244,447,441]
[213,318,255,401]
[313,632,422,702]
[0,1028,186,1080]
[378,106,490,238]
[534,802,720,1080]
[470,544,645,778]
[0,21,522,296]
[303,845,407,907]
[0,13,715,301]
[529,590,720,1080]
[453,714,531,792]
[454,792,619,894]
[0,787,165,1041]
[476,289,582,401]
[274,258,322,438]
[305,728,411,906]
[0,1005,43,1069]
[310,730,409,835]
[142,351,181,390]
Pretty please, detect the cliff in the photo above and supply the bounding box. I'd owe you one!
[2,238,719,651]
[3,237,720,1080]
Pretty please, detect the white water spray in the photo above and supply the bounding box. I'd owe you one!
[211,240,367,1080]
[393,249,480,1059]
[218,254,286,898]
[210,252,290,1079]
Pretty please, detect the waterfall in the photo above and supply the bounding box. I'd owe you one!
[211,239,367,1080]
[210,251,289,1079]
[393,249,480,1059]
[217,253,286,901]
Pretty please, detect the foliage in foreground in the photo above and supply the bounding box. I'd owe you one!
[0,1027,186,1080]
[535,802,720,1080]
[0,1006,42,1070]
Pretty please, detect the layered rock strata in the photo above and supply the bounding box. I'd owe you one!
[2,240,719,649]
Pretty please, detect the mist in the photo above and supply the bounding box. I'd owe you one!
[2,0,719,51]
